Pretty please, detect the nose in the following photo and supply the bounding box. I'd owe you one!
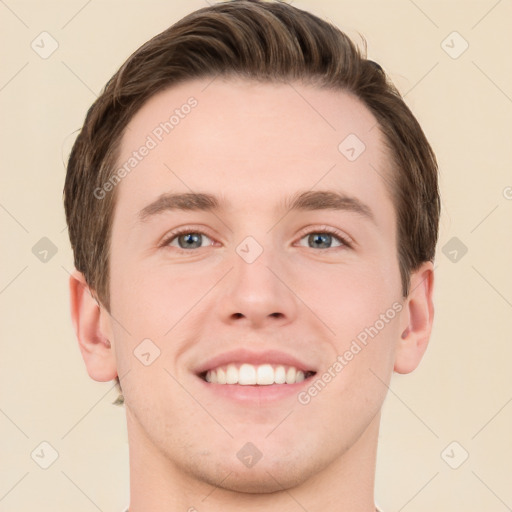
[217,243,299,329]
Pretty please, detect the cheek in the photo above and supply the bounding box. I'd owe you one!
[295,257,400,326]
[299,260,401,385]
[305,311,400,426]
[109,255,184,334]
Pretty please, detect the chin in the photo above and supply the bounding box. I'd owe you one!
[188,447,324,494]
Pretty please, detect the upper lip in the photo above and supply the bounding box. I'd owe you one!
[194,348,317,375]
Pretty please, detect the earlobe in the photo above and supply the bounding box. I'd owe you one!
[394,262,435,374]
[69,270,118,382]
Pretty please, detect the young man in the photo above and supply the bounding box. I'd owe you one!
[64,1,439,510]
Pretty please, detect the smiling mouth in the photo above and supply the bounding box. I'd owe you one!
[199,363,316,386]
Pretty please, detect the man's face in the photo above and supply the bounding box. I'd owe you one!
[107,78,404,491]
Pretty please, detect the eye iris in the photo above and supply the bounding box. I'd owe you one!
[179,233,202,249]
[308,233,332,248]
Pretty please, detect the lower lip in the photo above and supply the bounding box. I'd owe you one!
[197,375,314,403]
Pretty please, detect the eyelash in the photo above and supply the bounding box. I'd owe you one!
[160,226,353,253]
[295,225,353,249]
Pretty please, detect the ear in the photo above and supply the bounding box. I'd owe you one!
[69,270,118,382]
[394,261,435,374]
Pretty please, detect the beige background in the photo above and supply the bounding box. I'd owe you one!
[1,1,511,511]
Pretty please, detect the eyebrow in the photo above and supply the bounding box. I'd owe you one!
[138,190,375,223]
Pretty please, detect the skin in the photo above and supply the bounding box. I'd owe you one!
[70,78,434,512]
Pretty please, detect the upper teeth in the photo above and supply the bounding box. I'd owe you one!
[205,364,308,385]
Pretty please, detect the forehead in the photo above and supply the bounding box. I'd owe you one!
[113,78,393,223]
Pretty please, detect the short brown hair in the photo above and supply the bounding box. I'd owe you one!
[65,0,439,311]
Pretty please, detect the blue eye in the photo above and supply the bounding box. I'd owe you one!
[167,232,213,249]
[162,227,351,253]
[298,231,347,249]
[309,233,338,249]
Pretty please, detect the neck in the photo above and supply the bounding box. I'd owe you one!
[126,408,380,512]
